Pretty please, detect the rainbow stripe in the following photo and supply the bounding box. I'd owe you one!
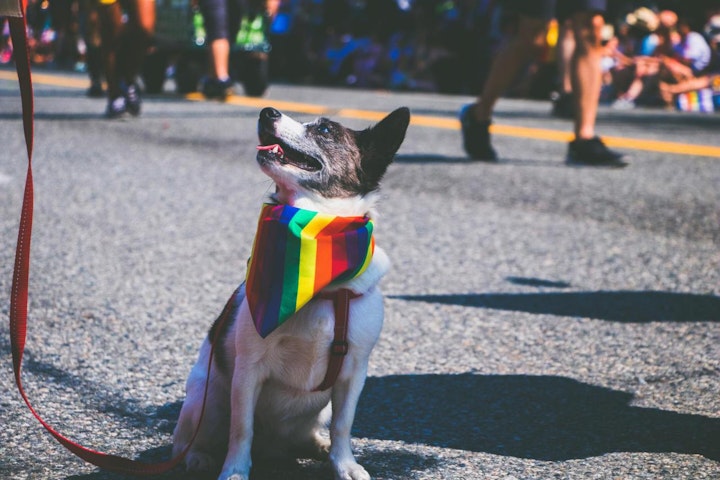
[246,203,374,337]
[676,88,715,112]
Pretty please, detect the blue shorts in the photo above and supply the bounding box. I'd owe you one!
[504,0,607,21]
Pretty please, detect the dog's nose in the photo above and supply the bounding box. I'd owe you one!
[260,107,281,120]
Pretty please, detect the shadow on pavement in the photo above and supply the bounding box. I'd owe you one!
[13,355,719,478]
[355,373,720,461]
[389,290,720,323]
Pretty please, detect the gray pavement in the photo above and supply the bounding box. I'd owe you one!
[1,69,719,479]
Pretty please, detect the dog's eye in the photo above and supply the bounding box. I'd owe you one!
[317,123,331,134]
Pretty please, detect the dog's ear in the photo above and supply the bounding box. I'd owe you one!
[358,107,410,191]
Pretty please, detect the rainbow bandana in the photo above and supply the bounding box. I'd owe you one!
[246,203,375,337]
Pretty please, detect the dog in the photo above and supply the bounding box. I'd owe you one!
[172,106,410,480]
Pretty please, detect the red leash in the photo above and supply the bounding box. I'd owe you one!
[6,9,218,475]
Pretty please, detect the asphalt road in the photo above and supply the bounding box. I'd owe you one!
[1,69,719,480]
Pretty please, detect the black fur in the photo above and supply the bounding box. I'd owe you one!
[356,107,410,193]
[207,286,243,373]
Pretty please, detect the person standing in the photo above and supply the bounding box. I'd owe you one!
[461,0,627,167]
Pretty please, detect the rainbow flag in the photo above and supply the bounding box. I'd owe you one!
[676,88,715,113]
[246,203,374,337]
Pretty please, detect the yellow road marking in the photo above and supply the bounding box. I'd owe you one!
[0,69,90,89]
[3,69,720,159]
[186,92,331,115]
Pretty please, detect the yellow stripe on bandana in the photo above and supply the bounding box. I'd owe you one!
[296,214,335,309]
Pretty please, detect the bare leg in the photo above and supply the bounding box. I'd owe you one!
[557,18,574,95]
[564,11,626,167]
[569,12,604,140]
[210,38,231,80]
[473,16,550,121]
[461,16,550,160]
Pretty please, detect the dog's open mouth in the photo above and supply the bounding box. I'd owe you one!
[257,134,322,172]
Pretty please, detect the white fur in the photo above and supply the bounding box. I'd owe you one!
[173,163,391,480]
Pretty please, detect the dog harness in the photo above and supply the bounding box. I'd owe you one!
[245,203,374,338]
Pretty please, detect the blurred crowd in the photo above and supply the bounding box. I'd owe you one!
[600,4,720,111]
[2,0,719,112]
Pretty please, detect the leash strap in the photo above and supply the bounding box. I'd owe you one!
[314,289,361,392]
[7,9,218,475]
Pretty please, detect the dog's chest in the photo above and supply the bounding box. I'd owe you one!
[263,301,336,386]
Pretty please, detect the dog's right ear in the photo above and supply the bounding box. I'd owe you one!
[358,107,410,191]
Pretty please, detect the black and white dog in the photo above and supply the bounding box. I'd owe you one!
[173,106,410,480]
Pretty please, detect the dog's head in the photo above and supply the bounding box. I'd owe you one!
[257,106,410,214]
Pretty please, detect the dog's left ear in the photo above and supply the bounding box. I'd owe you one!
[358,107,410,190]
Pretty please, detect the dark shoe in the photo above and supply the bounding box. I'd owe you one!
[202,77,234,100]
[460,104,497,161]
[125,83,142,116]
[551,91,574,119]
[105,96,128,119]
[87,81,104,98]
[566,137,628,168]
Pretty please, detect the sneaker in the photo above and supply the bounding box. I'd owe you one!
[551,91,574,119]
[202,77,234,100]
[105,95,127,119]
[459,104,497,161]
[125,83,142,116]
[566,137,628,168]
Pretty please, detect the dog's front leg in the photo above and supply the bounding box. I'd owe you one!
[217,361,262,480]
[329,366,371,480]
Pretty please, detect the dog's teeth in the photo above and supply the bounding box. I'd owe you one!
[272,145,279,154]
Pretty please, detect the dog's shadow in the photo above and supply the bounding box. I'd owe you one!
[63,372,719,480]
[356,373,720,461]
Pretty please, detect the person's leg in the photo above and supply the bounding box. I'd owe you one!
[557,19,574,94]
[210,38,231,80]
[97,0,123,100]
[97,0,128,116]
[112,0,154,115]
[118,0,155,85]
[563,4,626,166]
[80,0,105,97]
[200,0,235,98]
[550,18,575,118]
[568,10,604,139]
[473,16,550,122]
[461,2,554,161]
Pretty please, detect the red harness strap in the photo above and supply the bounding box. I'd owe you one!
[313,288,362,392]
[7,10,220,475]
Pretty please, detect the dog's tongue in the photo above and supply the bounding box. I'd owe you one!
[257,144,284,155]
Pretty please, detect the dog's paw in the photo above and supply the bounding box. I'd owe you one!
[333,461,371,480]
[185,451,218,472]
